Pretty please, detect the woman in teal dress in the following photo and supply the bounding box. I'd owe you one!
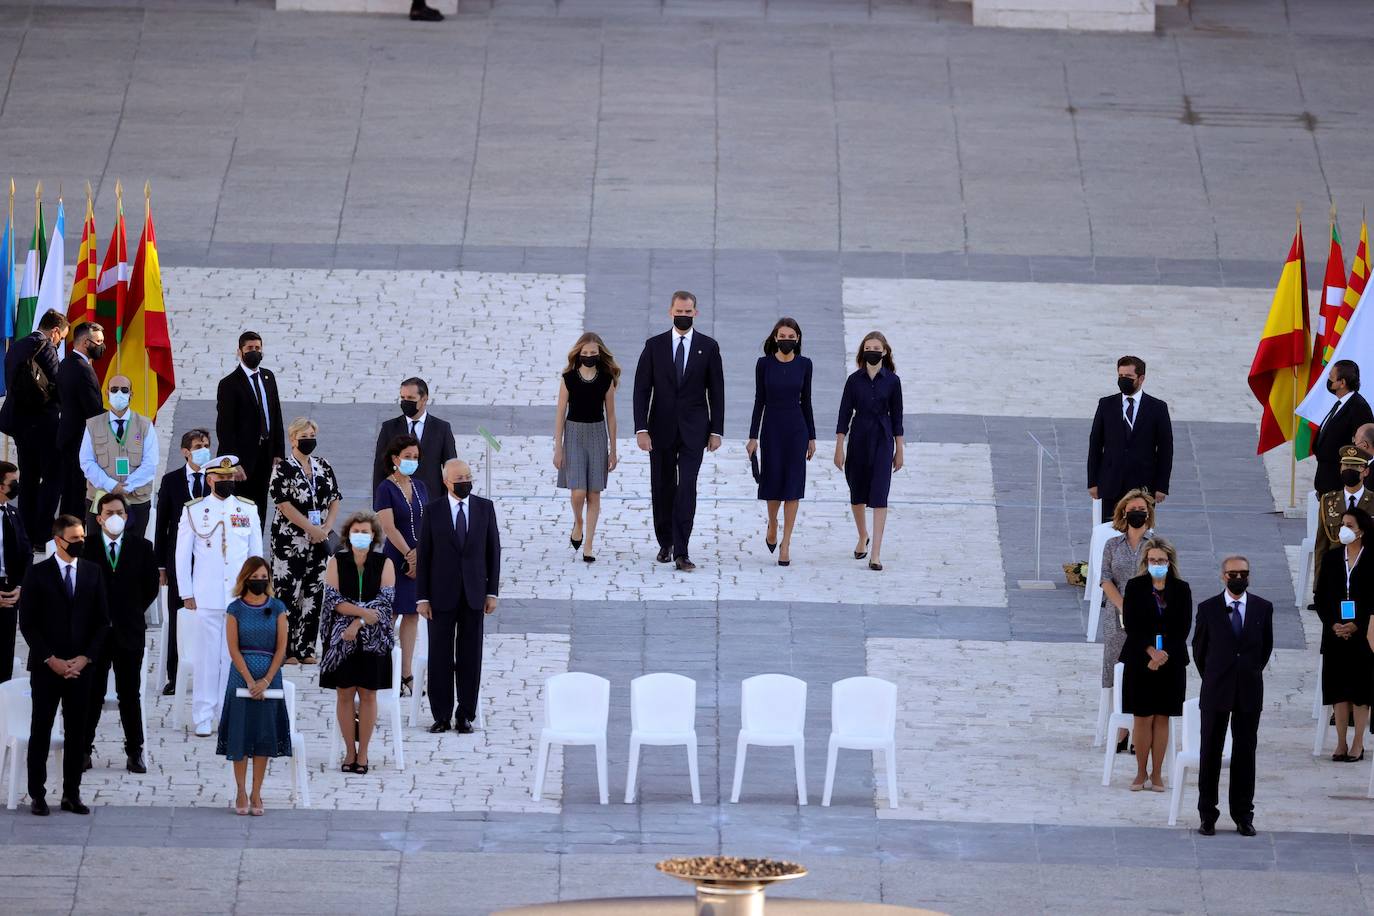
[217,556,291,817]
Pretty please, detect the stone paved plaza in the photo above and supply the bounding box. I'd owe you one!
[3,0,1374,914]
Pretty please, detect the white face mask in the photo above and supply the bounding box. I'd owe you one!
[1340,526,1360,545]
[109,391,131,411]
[104,514,126,537]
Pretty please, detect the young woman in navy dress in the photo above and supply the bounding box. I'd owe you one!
[835,331,905,572]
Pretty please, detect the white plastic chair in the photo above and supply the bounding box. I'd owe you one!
[1,679,65,809]
[1084,521,1118,642]
[408,615,484,730]
[228,679,310,807]
[731,673,808,805]
[1092,497,1102,534]
[822,676,898,809]
[1101,663,1136,786]
[625,673,699,804]
[1314,655,1331,756]
[533,672,610,804]
[1168,697,1231,825]
[171,606,198,729]
[153,586,170,692]
[329,645,406,771]
[1298,490,1320,608]
[101,648,151,761]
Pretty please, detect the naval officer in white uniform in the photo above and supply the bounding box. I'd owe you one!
[175,455,264,736]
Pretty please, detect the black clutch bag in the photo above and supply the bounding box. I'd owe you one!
[749,450,762,484]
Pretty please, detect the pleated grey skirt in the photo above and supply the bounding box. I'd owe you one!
[558,419,609,491]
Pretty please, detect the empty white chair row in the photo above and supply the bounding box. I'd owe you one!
[1,678,64,810]
[532,672,898,809]
[1168,696,1231,826]
[1084,520,1117,643]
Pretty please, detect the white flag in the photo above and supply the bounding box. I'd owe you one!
[34,199,64,326]
[1297,280,1374,423]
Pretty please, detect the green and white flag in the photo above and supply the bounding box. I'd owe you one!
[34,200,64,330]
[15,202,46,338]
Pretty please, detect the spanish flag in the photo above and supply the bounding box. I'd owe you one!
[112,199,174,420]
[1248,223,1311,455]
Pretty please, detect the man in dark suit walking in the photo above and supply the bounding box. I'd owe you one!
[0,310,67,544]
[1087,355,1173,522]
[82,493,159,774]
[18,515,110,816]
[0,461,32,684]
[153,429,212,694]
[1192,555,1274,837]
[1313,360,1374,495]
[214,331,285,524]
[372,376,457,504]
[415,458,500,734]
[632,291,725,571]
[56,321,108,517]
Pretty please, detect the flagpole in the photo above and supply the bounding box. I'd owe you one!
[2,179,10,464]
[1291,202,1302,510]
[114,180,122,375]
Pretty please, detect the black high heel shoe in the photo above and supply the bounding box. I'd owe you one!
[1115,734,1130,754]
[766,538,777,553]
[583,553,596,563]
[400,675,414,698]
[570,534,583,550]
[854,537,870,560]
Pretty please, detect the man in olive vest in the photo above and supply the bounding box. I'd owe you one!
[78,374,161,541]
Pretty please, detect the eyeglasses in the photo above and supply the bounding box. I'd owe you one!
[108,386,131,394]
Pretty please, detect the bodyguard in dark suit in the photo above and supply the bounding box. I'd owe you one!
[214,331,285,523]
[18,515,110,815]
[415,459,500,734]
[632,291,725,570]
[153,429,212,693]
[371,377,457,505]
[83,494,159,773]
[56,322,108,517]
[0,461,32,684]
[1088,356,1174,522]
[1313,360,1374,495]
[1192,556,1274,837]
[0,311,67,545]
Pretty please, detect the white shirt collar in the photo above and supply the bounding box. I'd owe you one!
[1337,391,1354,408]
[410,410,427,425]
[672,327,694,348]
[1224,589,1247,613]
[447,492,467,511]
[1344,487,1366,504]
[240,362,261,378]
[108,409,129,423]
[1122,386,1142,407]
[103,531,123,552]
[55,553,78,575]
[74,349,90,364]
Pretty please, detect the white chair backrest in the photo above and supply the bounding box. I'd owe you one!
[630,673,696,733]
[831,676,896,739]
[545,672,610,733]
[1181,697,1200,756]
[1307,489,1320,540]
[1087,523,1118,585]
[283,679,299,732]
[741,674,807,734]
[415,615,429,660]
[0,679,31,739]
[1112,662,1124,715]
[390,645,402,693]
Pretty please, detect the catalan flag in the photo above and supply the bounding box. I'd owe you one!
[115,200,174,419]
[1337,221,1371,355]
[92,200,128,388]
[1295,222,1347,460]
[1249,223,1311,454]
[66,197,97,329]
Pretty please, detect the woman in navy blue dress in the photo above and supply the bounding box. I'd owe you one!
[374,434,427,698]
[835,331,905,572]
[746,318,817,567]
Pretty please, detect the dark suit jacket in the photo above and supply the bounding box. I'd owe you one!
[0,502,31,585]
[416,494,500,615]
[1087,391,1174,503]
[372,413,458,506]
[83,533,159,652]
[1121,574,1193,670]
[1315,393,1374,493]
[18,556,110,669]
[633,330,725,448]
[1315,544,1374,657]
[55,352,104,451]
[153,466,196,603]
[215,366,286,477]
[1192,592,1273,713]
[0,331,60,433]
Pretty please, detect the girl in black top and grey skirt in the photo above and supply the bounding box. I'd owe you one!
[553,332,620,563]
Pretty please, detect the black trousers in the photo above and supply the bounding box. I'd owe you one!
[427,601,484,725]
[85,640,145,755]
[0,605,14,684]
[14,417,60,544]
[242,439,274,525]
[28,666,92,802]
[59,446,92,518]
[164,583,181,685]
[1198,706,1261,825]
[649,438,705,558]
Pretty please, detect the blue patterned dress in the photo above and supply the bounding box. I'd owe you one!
[217,597,292,761]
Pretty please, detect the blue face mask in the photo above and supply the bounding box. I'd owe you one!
[1147,563,1169,580]
[398,458,419,476]
[190,447,211,467]
[348,532,372,551]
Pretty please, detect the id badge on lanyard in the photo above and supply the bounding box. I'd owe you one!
[297,457,322,526]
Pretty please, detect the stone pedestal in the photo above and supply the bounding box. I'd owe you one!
[275,0,458,13]
[972,0,1155,31]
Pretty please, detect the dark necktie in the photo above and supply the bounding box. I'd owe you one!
[109,541,118,567]
[114,418,125,440]
[1230,600,1243,638]
[455,501,467,547]
[1124,397,1135,428]
[193,472,204,499]
[675,336,686,383]
[408,419,417,438]
[64,564,74,598]
[1323,400,1342,426]
[251,371,268,438]
[1351,494,1359,511]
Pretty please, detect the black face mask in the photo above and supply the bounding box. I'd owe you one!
[213,480,235,498]
[776,340,797,355]
[296,438,317,456]
[242,350,263,370]
[1328,379,1339,394]
[62,537,85,554]
[673,315,693,331]
[578,355,599,368]
[3,481,15,498]
[87,342,106,361]
[1117,376,1137,396]
[1342,468,1363,488]
[400,399,420,419]
[452,481,473,499]
[863,350,884,366]
[1226,574,1249,596]
[245,579,269,596]
[1125,509,1149,529]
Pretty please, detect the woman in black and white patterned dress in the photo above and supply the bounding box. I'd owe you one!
[553,332,620,563]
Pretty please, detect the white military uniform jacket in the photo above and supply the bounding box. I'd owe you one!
[174,495,264,609]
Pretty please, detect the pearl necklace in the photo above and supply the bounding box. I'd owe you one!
[391,473,421,544]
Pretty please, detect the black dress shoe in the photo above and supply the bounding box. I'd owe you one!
[675,557,696,572]
[127,752,147,774]
[1236,822,1257,837]
[455,719,474,734]
[1308,602,1317,611]
[83,754,93,772]
[410,1,444,20]
[1198,821,1216,836]
[428,721,451,734]
[30,798,49,816]
[161,682,176,696]
[656,547,672,564]
[60,796,90,815]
